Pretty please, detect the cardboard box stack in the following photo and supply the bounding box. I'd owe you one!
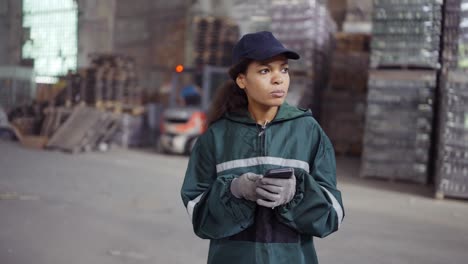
[321,33,370,156]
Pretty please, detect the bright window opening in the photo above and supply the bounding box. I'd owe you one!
[22,0,78,82]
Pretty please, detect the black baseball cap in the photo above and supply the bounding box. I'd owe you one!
[232,31,300,66]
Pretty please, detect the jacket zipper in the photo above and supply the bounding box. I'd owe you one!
[258,120,268,156]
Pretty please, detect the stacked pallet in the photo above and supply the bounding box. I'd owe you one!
[442,0,468,69]
[64,54,141,112]
[152,18,186,69]
[370,0,443,68]
[435,71,468,199]
[270,0,336,117]
[360,70,436,184]
[193,16,239,67]
[321,33,370,156]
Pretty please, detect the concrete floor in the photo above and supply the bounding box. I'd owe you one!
[0,140,467,264]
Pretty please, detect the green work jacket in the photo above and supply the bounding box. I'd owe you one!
[181,103,344,264]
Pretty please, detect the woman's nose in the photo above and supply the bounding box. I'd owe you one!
[272,72,283,85]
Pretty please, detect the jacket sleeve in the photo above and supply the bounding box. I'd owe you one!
[180,130,256,239]
[275,128,344,238]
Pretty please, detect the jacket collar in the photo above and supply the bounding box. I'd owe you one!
[224,102,311,125]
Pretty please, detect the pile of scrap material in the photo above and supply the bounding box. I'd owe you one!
[44,106,119,153]
[5,104,121,153]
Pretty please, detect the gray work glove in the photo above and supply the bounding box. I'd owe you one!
[230,172,263,202]
[256,175,296,209]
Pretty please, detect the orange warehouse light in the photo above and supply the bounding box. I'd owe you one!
[175,64,184,73]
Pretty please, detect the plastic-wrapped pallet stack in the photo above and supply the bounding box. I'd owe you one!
[360,0,443,184]
[370,0,443,69]
[435,72,468,198]
[442,0,468,69]
[434,0,468,199]
[230,0,271,34]
[270,0,336,117]
[361,70,436,183]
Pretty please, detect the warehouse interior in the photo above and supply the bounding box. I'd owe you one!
[1,0,468,263]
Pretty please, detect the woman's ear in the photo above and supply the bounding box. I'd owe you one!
[236,74,246,89]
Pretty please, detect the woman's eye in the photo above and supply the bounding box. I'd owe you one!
[281,67,289,73]
[259,69,269,74]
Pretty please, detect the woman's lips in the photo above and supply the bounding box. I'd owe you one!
[271,90,285,98]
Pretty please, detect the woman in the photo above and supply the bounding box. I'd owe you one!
[181,31,344,264]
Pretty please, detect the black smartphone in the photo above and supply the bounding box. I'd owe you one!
[264,168,294,179]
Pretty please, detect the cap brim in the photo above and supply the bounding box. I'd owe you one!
[248,47,300,61]
[281,50,300,60]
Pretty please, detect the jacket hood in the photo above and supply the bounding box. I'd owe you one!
[224,102,312,125]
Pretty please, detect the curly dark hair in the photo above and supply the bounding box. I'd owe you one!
[207,59,253,125]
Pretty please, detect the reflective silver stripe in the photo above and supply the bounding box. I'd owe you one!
[187,193,204,220]
[320,186,344,229]
[216,156,309,173]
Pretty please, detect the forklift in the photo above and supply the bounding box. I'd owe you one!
[158,65,228,155]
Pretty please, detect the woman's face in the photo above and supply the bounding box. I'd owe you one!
[236,55,290,110]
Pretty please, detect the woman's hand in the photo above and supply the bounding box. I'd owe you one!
[256,175,296,209]
[230,172,263,202]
